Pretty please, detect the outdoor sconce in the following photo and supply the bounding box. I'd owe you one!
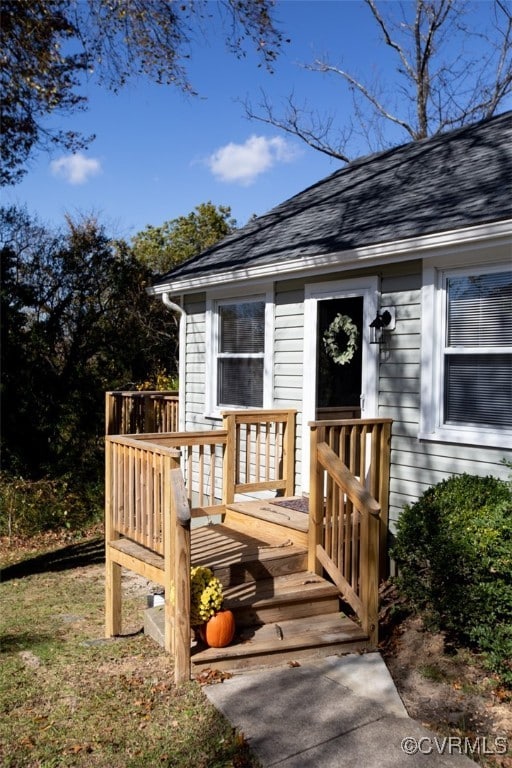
[369,307,395,344]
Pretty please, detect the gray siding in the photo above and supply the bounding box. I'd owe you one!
[183,294,209,431]
[181,260,512,528]
[274,285,305,490]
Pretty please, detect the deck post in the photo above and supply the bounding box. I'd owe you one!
[378,420,392,580]
[222,413,236,505]
[105,392,118,437]
[105,437,122,636]
[308,424,325,575]
[163,455,174,655]
[144,394,156,433]
[284,410,296,497]
[360,507,380,647]
[170,468,191,686]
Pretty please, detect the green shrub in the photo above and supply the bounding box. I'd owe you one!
[392,473,512,686]
[0,472,103,538]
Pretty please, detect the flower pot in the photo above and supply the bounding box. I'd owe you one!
[200,609,235,648]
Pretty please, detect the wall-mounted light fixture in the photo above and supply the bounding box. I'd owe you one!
[369,306,395,344]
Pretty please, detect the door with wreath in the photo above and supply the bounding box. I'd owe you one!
[316,296,363,420]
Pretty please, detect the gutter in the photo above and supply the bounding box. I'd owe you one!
[161,292,186,433]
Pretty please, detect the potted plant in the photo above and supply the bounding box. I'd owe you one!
[190,566,235,648]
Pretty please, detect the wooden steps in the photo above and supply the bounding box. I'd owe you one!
[191,613,370,673]
[190,523,308,586]
[223,570,340,627]
[224,498,309,547]
[143,500,371,671]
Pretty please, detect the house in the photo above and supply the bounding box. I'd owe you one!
[148,111,512,543]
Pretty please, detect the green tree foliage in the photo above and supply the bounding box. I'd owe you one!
[1,0,285,185]
[131,202,237,275]
[0,206,174,481]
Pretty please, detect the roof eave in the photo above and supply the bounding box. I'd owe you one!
[147,219,512,297]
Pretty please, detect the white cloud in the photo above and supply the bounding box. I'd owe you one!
[207,135,299,185]
[50,152,102,185]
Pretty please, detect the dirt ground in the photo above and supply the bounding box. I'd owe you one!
[379,585,512,768]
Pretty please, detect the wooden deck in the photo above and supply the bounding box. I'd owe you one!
[144,498,371,672]
[105,402,391,682]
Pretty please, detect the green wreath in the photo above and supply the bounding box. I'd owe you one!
[322,313,359,366]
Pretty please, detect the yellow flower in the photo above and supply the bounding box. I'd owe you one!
[190,566,223,626]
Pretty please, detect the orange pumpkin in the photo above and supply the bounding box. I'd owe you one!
[202,609,235,648]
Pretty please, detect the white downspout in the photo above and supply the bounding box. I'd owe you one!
[162,292,186,433]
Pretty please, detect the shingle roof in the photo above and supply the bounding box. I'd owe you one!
[153,111,512,288]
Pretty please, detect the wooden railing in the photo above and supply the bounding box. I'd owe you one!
[106,391,179,436]
[120,430,229,519]
[105,409,296,680]
[223,409,296,503]
[105,434,180,556]
[106,400,297,516]
[105,435,191,684]
[308,419,392,645]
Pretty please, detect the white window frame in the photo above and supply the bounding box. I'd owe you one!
[205,284,274,418]
[301,276,380,492]
[420,254,512,449]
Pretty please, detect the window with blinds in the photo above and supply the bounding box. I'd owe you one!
[217,300,265,407]
[444,270,512,429]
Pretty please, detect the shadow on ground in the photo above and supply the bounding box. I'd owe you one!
[0,537,105,581]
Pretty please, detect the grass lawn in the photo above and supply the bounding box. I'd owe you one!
[0,529,259,768]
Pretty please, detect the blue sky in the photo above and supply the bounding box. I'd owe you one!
[3,0,505,239]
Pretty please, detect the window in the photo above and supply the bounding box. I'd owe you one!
[217,301,265,407]
[206,290,272,414]
[421,263,512,447]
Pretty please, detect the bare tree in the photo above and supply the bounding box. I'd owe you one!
[245,0,512,161]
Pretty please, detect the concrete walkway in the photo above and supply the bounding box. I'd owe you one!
[205,653,476,767]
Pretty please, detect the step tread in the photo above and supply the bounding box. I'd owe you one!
[191,612,367,665]
[227,498,309,534]
[223,571,338,610]
[191,523,306,569]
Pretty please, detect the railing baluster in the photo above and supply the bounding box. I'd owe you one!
[308,417,392,645]
[255,422,261,483]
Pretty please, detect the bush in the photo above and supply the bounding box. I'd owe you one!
[392,473,512,686]
[0,472,103,538]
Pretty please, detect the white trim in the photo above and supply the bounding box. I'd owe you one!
[205,285,274,418]
[148,220,512,296]
[161,293,187,432]
[420,256,512,449]
[302,276,380,492]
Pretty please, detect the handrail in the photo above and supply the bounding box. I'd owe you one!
[315,442,380,643]
[309,418,392,581]
[316,442,380,517]
[309,419,391,646]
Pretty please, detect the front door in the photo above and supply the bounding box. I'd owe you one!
[316,296,363,420]
[302,277,379,491]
